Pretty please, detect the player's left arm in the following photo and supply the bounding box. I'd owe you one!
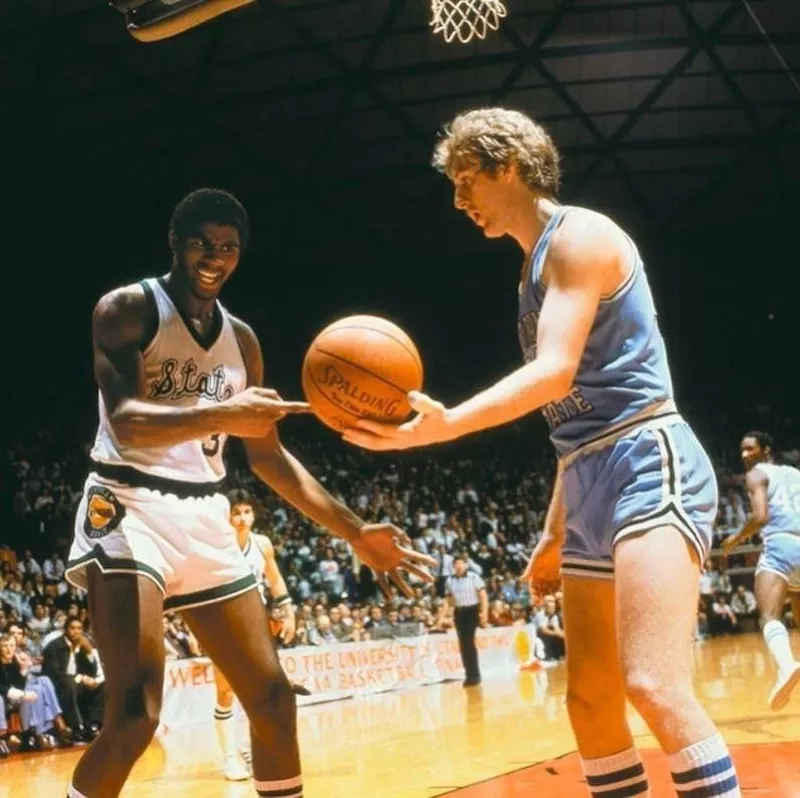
[722,469,769,553]
[345,212,621,449]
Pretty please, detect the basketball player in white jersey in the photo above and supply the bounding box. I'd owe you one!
[214,489,306,781]
[63,188,435,798]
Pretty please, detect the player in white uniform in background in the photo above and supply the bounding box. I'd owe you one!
[63,188,435,798]
[214,489,307,781]
[723,431,800,710]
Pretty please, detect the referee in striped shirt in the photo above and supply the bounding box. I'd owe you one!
[445,555,488,687]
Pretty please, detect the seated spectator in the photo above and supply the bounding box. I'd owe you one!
[42,617,105,742]
[730,585,758,626]
[710,594,738,636]
[28,602,53,637]
[0,633,71,749]
[42,552,66,584]
[310,615,337,646]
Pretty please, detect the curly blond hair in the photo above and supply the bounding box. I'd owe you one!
[432,108,561,197]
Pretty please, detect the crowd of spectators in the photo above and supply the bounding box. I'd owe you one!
[1,404,797,759]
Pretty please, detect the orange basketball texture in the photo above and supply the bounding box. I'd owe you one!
[302,315,424,432]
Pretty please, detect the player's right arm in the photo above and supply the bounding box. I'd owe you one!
[93,286,307,448]
[721,469,769,554]
[522,465,564,595]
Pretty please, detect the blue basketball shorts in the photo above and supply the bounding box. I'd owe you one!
[560,420,718,580]
[756,534,800,591]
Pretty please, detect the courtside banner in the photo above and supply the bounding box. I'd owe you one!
[160,625,539,729]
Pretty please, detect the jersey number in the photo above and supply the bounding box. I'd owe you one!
[773,484,800,514]
[202,433,221,458]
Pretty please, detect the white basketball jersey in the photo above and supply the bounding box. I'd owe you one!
[91,278,248,483]
[243,533,271,602]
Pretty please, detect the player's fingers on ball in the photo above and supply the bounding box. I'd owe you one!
[353,418,394,436]
[408,391,443,414]
[281,401,312,413]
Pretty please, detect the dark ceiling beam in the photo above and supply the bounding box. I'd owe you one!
[256,0,430,148]
[171,20,230,186]
[681,104,800,220]
[29,128,800,182]
[300,0,410,184]
[571,0,744,195]
[489,0,579,102]
[30,8,397,253]
[37,66,795,143]
[501,21,662,230]
[673,0,788,202]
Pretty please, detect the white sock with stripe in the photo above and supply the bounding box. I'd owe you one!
[255,775,303,797]
[67,786,89,798]
[669,734,740,797]
[763,619,796,673]
[214,704,236,759]
[582,747,649,796]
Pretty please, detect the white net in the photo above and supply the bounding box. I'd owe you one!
[430,0,507,44]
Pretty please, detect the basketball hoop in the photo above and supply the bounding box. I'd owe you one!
[430,0,507,44]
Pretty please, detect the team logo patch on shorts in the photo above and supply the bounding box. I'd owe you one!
[84,486,126,539]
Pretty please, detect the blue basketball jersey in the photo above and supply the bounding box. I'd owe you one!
[753,462,800,538]
[517,206,674,457]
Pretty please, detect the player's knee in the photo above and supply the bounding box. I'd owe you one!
[245,676,297,741]
[623,668,685,719]
[107,682,162,754]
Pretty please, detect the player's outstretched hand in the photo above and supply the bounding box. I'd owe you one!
[351,523,437,598]
[522,531,562,599]
[223,387,311,438]
[342,391,452,451]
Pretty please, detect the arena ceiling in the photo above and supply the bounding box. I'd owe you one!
[1,0,799,268]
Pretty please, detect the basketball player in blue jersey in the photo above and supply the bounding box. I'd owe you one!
[722,431,800,710]
[63,188,435,798]
[345,109,741,798]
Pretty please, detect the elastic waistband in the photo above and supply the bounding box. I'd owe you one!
[90,460,226,499]
[559,399,681,470]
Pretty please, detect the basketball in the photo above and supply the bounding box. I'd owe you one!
[301,315,424,432]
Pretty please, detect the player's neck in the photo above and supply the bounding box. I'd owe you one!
[512,196,558,260]
[237,528,251,549]
[163,271,217,320]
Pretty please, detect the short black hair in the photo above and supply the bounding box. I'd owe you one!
[228,488,255,508]
[170,188,249,251]
[453,553,467,564]
[743,430,774,452]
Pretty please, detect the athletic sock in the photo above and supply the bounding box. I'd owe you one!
[764,619,796,673]
[669,734,740,797]
[582,747,649,796]
[214,704,236,759]
[255,775,303,797]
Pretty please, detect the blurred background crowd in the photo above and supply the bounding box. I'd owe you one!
[1,401,797,757]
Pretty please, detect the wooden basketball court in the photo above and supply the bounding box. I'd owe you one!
[3,633,798,797]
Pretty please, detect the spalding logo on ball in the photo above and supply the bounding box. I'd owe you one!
[302,315,424,432]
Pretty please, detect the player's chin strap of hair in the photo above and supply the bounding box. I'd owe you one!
[109,0,256,43]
